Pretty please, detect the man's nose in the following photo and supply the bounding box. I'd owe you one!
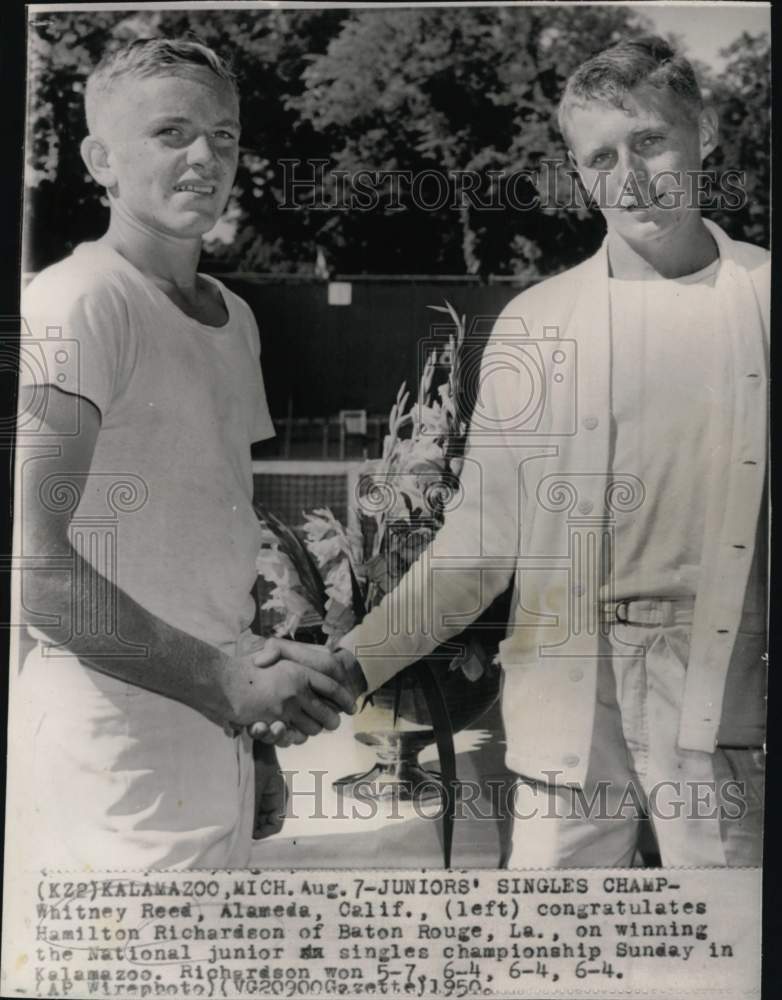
[186,135,217,168]
[617,147,648,182]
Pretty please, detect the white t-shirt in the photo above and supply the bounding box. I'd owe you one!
[17,241,274,868]
[604,258,720,600]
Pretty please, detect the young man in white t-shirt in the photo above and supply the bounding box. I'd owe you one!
[312,36,768,867]
[13,39,357,868]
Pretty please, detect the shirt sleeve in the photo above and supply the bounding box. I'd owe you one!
[20,268,130,419]
[339,322,526,693]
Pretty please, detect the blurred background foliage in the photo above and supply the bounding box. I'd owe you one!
[25,5,770,278]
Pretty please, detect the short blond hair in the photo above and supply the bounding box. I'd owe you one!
[85,37,238,133]
[558,35,703,144]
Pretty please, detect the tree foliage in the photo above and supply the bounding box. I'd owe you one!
[704,32,770,246]
[25,8,769,277]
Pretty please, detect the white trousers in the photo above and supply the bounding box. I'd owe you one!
[14,644,256,870]
[509,613,764,868]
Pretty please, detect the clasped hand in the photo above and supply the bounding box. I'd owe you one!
[232,636,366,747]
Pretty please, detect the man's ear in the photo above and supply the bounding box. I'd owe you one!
[80,135,117,192]
[698,106,719,161]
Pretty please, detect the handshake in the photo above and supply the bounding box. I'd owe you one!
[226,635,369,747]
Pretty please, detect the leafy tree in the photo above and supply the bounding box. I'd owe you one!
[25,10,129,271]
[703,32,770,247]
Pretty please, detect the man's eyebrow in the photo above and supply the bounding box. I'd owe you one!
[149,114,241,128]
[629,123,668,137]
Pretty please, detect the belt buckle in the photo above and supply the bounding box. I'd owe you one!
[614,599,630,625]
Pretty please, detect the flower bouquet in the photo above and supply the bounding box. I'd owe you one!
[255,303,503,865]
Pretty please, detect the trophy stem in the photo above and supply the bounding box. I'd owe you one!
[332,730,444,801]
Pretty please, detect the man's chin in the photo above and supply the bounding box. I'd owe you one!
[605,208,672,241]
[162,212,223,240]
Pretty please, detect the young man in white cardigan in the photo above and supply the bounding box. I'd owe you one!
[269,36,769,867]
